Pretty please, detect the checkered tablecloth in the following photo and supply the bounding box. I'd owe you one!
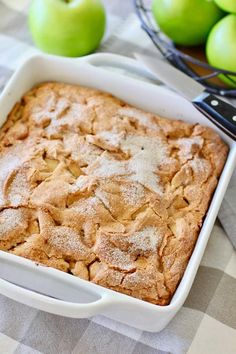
[0,1,235,354]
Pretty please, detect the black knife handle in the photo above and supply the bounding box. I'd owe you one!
[193,93,236,141]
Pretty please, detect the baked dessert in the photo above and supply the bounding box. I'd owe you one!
[0,83,228,305]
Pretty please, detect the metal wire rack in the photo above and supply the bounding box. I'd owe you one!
[134,0,236,97]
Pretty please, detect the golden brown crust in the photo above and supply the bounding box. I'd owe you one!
[0,82,228,305]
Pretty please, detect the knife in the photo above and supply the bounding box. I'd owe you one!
[134,53,236,140]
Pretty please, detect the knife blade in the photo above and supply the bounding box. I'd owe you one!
[134,53,236,140]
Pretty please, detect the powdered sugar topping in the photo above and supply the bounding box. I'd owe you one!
[86,152,128,178]
[86,134,168,194]
[120,183,145,205]
[70,196,99,216]
[177,136,203,162]
[95,187,110,210]
[7,170,29,206]
[118,107,158,130]
[121,135,168,194]
[128,226,161,253]
[49,226,88,257]
[108,248,134,271]
[97,131,123,148]
[70,175,90,192]
[0,208,25,239]
[0,152,22,205]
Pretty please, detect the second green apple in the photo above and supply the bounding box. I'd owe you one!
[29,0,106,57]
[214,0,236,13]
[206,14,236,87]
[152,0,224,46]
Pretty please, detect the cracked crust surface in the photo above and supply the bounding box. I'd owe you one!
[0,82,228,305]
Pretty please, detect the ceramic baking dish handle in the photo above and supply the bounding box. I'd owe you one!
[82,53,160,83]
[0,252,114,318]
[0,276,113,318]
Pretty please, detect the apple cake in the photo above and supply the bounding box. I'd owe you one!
[0,82,228,305]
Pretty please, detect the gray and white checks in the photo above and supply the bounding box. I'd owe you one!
[0,1,235,353]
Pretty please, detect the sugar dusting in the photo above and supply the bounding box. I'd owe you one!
[120,183,145,205]
[177,136,203,161]
[0,152,22,204]
[95,187,110,209]
[178,136,203,148]
[107,227,161,270]
[121,135,167,194]
[0,208,25,239]
[87,153,128,178]
[97,131,123,148]
[118,107,158,130]
[87,135,168,194]
[70,175,89,192]
[128,226,161,253]
[189,157,211,183]
[97,234,135,271]
[8,170,29,206]
[190,157,209,174]
[49,226,88,257]
[70,196,99,216]
[109,248,134,271]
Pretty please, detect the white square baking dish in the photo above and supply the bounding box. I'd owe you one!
[0,53,235,332]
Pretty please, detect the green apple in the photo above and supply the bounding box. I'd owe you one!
[152,0,224,46]
[206,14,236,87]
[29,0,106,57]
[214,0,236,14]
